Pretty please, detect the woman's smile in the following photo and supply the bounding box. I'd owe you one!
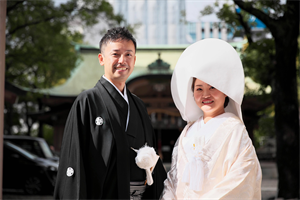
[193,78,227,121]
[202,99,214,105]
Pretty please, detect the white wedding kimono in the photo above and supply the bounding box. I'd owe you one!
[161,114,262,200]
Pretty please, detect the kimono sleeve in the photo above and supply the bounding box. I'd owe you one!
[54,97,88,199]
[202,127,262,200]
[160,138,180,200]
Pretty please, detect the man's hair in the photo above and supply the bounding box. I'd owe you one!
[99,27,136,53]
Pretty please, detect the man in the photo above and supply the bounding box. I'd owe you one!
[54,27,167,199]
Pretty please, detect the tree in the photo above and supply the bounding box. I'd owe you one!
[5,0,125,89]
[235,2,299,198]
[4,0,128,136]
[203,0,299,198]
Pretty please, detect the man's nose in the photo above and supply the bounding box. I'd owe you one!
[118,55,126,64]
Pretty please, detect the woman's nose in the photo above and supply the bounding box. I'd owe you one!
[202,91,211,98]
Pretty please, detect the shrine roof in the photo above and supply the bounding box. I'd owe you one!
[9,40,266,99]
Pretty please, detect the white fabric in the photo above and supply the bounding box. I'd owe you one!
[184,112,233,142]
[102,75,130,131]
[171,38,244,123]
[160,115,262,200]
[181,135,205,192]
[162,39,261,200]
[131,144,159,186]
[181,112,234,192]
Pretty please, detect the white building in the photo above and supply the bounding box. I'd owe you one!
[109,0,186,45]
[186,18,229,43]
[82,0,231,46]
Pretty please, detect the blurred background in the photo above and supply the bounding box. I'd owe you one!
[1,0,299,199]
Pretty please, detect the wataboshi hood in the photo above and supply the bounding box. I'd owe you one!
[171,38,245,123]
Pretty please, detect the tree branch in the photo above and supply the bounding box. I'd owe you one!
[6,2,75,38]
[285,0,299,20]
[233,0,277,34]
[235,10,253,45]
[6,16,56,37]
[6,0,26,16]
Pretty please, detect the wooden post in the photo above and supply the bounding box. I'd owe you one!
[0,0,7,199]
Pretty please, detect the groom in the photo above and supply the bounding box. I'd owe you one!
[54,27,167,199]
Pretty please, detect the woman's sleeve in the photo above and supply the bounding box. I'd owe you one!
[160,139,180,200]
[202,127,262,200]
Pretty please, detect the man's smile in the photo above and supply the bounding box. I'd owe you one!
[115,67,128,71]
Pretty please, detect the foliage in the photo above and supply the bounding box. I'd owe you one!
[43,124,54,146]
[4,0,134,137]
[218,4,254,39]
[201,1,275,106]
[203,0,299,198]
[5,0,125,89]
[241,38,275,89]
[201,2,257,40]
[253,105,275,148]
[4,96,39,136]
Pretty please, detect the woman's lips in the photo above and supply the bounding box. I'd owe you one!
[202,100,213,105]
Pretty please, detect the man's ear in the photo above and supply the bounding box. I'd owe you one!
[98,53,104,66]
[134,54,136,65]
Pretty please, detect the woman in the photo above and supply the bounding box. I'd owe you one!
[160,39,262,199]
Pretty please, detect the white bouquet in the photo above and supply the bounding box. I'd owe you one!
[131,144,159,185]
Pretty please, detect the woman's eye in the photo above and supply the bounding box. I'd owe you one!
[196,88,202,91]
[210,86,215,89]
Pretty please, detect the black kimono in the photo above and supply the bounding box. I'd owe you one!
[54,77,167,199]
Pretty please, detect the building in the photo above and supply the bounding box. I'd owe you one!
[4,41,272,162]
[29,44,189,162]
[84,0,187,46]
[186,19,228,43]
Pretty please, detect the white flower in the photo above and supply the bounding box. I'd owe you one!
[131,143,159,185]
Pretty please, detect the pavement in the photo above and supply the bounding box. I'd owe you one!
[2,161,278,200]
[261,161,278,200]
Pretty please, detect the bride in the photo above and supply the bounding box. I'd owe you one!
[160,39,262,199]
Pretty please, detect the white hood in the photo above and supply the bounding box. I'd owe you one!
[171,38,244,122]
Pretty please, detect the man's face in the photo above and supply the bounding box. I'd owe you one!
[98,39,136,86]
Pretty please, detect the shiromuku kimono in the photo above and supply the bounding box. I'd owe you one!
[160,39,262,200]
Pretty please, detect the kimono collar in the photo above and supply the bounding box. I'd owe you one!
[100,77,128,121]
[102,75,129,105]
[180,114,241,163]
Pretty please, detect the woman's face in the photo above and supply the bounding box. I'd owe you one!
[193,78,227,118]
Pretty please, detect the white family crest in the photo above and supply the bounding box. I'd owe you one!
[66,167,74,177]
[95,117,103,126]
